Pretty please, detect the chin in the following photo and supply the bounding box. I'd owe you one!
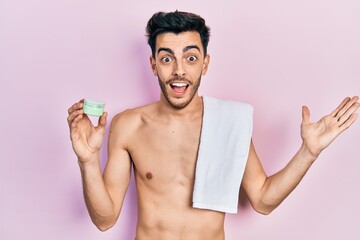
[167,97,192,110]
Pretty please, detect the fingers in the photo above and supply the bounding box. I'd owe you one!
[330,97,351,117]
[331,96,359,118]
[67,101,84,128]
[302,106,310,124]
[339,113,358,131]
[67,101,83,115]
[96,112,108,134]
[69,110,84,128]
[336,96,360,126]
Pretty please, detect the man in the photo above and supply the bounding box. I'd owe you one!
[67,11,359,239]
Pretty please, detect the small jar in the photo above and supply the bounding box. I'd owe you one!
[83,99,105,116]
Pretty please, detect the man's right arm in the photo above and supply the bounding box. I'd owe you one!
[78,127,132,231]
[67,101,132,231]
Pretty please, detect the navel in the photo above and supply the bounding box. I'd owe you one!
[146,172,153,180]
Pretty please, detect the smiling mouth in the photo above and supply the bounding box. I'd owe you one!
[170,82,189,93]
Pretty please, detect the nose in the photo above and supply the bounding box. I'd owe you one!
[173,60,186,78]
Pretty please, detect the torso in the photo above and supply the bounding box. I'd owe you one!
[123,100,225,240]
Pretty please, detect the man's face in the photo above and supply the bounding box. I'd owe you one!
[150,31,210,110]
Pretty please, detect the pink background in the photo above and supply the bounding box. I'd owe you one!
[1,0,359,239]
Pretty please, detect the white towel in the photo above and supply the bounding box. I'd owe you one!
[192,96,253,214]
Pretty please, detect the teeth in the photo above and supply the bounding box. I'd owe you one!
[171,83,188,87]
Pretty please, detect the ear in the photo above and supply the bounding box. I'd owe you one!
[201,54,210,76]
[149,55,157,76]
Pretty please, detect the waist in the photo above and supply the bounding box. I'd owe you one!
[136,204,225,240]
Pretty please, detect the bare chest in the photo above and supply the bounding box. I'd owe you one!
[128,119,202,188]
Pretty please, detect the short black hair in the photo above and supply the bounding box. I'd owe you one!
[146,10,211,58]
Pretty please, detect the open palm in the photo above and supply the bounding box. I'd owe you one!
[301,96,359,158]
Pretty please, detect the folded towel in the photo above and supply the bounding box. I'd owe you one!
[192,96,253,214]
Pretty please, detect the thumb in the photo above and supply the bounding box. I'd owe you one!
[97,112,108,133]
[302,106,310,124]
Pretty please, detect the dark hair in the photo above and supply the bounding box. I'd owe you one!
[146,10,211,58]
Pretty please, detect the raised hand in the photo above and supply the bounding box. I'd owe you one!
[301,96,359,159]
[67,99,108,163]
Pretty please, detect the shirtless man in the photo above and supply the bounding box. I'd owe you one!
[67,11,359,240]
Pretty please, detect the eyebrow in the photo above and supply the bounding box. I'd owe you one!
[183,45,201,53]
[157,45,201,56]
[158,47,174,55]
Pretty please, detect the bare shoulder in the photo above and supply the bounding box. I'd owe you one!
[110,102,159,137]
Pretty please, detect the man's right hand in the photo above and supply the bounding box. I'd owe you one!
[67,99,108,163]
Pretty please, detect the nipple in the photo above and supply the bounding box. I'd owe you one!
[146,172,153,180]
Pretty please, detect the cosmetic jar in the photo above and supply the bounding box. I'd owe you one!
[83,99,105,116]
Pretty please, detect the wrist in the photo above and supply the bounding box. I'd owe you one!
[77,152,101,169]
[299,142,319,163]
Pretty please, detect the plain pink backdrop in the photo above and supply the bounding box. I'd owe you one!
[1,0,359,239]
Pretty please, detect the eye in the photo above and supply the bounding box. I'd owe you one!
[161,57,172,63]
[187,55,197,62]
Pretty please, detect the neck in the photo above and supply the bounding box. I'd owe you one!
[158,94,203,118]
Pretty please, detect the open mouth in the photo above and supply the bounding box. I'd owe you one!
[170,82,189,94]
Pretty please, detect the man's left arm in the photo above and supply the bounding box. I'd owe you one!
[241,96,359,215]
